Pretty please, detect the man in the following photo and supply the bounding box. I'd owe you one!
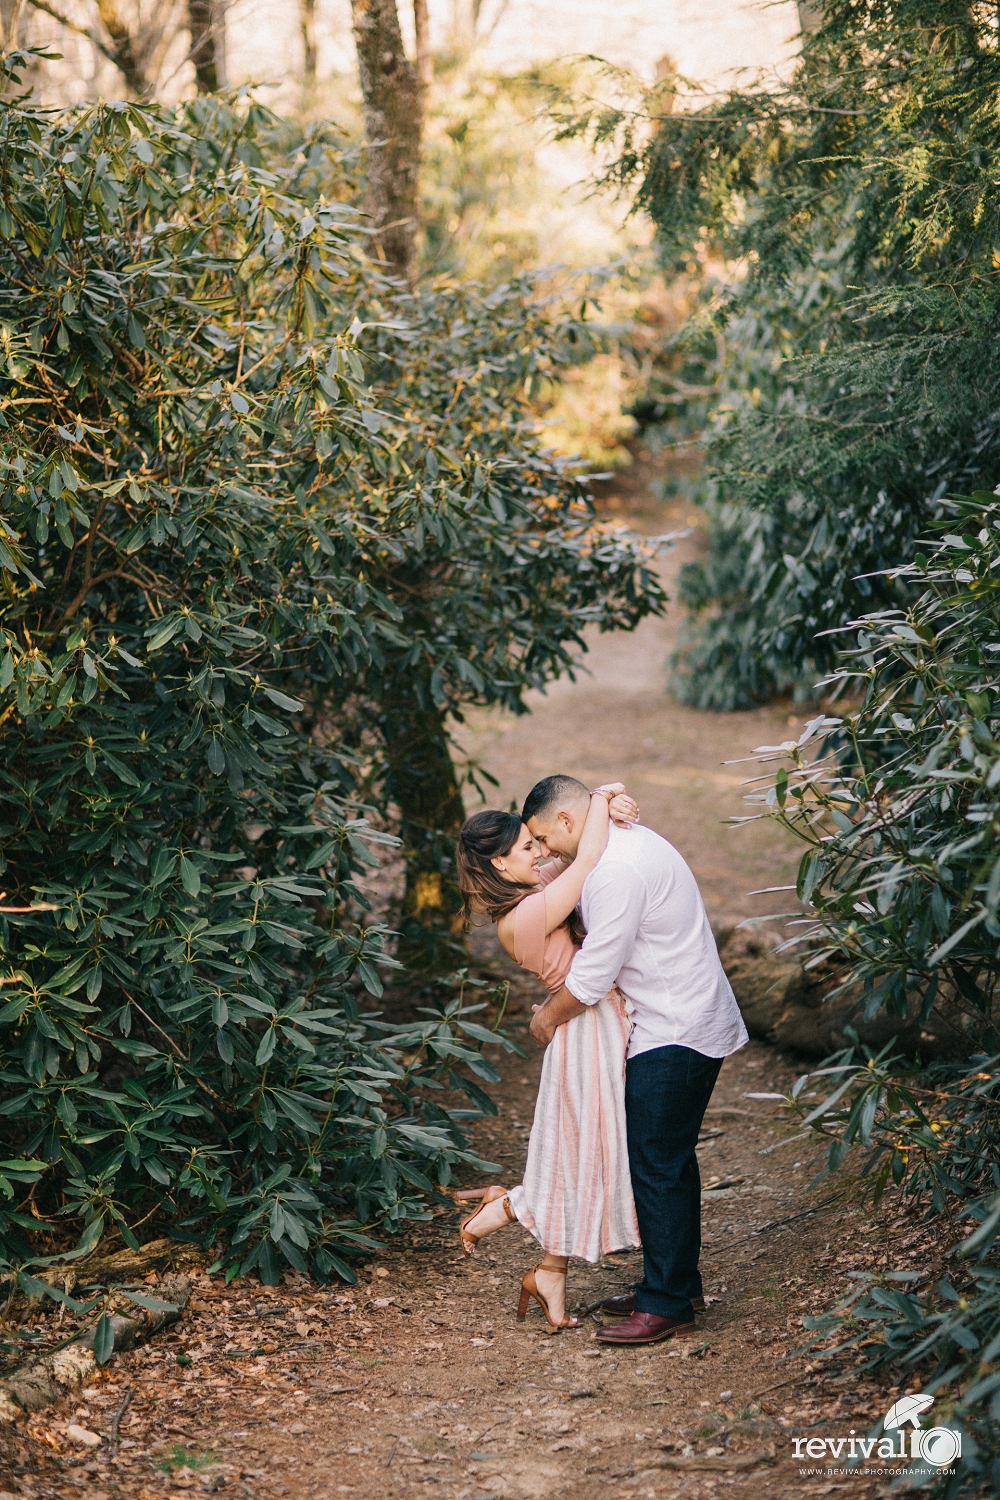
[522,774,747,1346]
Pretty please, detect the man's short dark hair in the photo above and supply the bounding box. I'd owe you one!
[522,774,590,824]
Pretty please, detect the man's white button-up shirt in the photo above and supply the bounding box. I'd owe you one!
[564,823,748,1060]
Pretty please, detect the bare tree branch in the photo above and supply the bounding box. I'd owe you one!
[27,0,197,99]
[138,0,183,77]
[25,0,120,70]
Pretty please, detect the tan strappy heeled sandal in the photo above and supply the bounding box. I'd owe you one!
[456,1185,514,1256]
[517,1263,578,1329]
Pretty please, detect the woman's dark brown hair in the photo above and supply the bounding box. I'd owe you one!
[457,810,532,925]
[456,809,585,943]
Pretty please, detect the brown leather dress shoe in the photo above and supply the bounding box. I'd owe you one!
[600,1292,705,1315]
[595,1311,697,1345]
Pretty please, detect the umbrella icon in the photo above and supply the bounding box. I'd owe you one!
[884,1394,934,1430]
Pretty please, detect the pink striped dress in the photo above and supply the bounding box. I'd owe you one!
[505,868,640,1262]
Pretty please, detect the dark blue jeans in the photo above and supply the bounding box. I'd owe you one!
[625,1043,723,1320]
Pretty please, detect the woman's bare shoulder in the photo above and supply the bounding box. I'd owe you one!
[496,909,517,955]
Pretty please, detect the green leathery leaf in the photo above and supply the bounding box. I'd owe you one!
[93,1312,114,1364]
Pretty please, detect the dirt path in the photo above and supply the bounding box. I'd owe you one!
[0,1033,895,1500]
[0,464,900,1500]
[453,458,804,934]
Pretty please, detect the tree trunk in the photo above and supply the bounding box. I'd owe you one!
[413,0,431,88]
[654,52,676,116]
[350,0,422,284]
[796,1,823,31]
[300,0,317,82]
[0,0,24,48]
[188,0,219,93]
[380,691,467,976]
[94,0,147,95]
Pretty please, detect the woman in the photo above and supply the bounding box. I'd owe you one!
[454,785,640,1329]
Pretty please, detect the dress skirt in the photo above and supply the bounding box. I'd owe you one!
[507,991,641,1263]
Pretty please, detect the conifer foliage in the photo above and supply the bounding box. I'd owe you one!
[0,58,663,1279]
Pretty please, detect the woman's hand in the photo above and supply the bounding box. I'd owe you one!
[609,792,638,828]
[594,782,639,829]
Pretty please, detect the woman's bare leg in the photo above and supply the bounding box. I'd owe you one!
[461,1193,513,1241]
[463,1199,575,1324]
[534,1254,571,1325]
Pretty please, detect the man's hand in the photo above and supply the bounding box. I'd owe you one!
[530,1002,557,1047]
[529,985,589,1046]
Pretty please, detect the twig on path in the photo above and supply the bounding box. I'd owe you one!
[579,1295,615,1316]
[475,1418,505,1443]
[749,1369,816,1400]
[386,1441,398,1468]
[108,1387,135,1452]
[703,1191,847,1255]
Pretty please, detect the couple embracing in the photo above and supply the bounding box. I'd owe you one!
[455,775,747,1343]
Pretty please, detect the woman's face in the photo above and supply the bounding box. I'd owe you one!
[491,823,540,886]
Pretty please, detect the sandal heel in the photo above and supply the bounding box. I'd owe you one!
[517,1265,578,1330]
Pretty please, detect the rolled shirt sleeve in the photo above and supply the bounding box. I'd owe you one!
[565,861,646,1005]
